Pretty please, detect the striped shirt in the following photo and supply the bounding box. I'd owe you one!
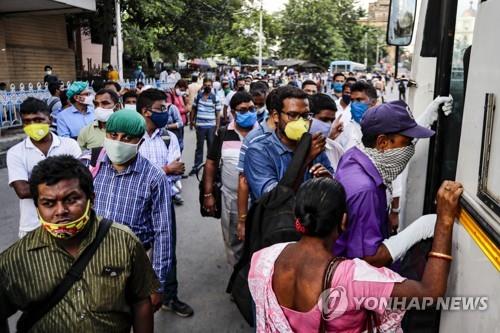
[139,128,181,196]
[0,216,158,333]
[193,92,221,127]
[92,154,172,292]
[237,118,273,172]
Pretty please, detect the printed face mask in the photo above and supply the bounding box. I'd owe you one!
[24,123,50,141]
[103,137,140,165]
[284,117,310,141]
[39,200,91,239]
[94,107,114,122]
[363,144,416,193]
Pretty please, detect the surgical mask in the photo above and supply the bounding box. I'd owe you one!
[351,101,369,123]
[309,118,331,138]
[176,89,186,96]
[256,106,266,115]
[124,104,136,111]
[46,70,52,75]
[94,107,114,122]
[82,95,94,105]
[150,110,170,128]
[24,123,50,141]
[244,84,250,92]
[284,117,310,141]
[333,82,343,93]
[103,137,140,164]
[236,111,257,128]
[39,200,91,239]
[342,94,351,105]
[363,144,416,193]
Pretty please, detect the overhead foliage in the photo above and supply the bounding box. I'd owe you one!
[279,0,386,68]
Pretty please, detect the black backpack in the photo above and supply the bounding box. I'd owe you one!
[226,133,312,326]
[398,80,406,92]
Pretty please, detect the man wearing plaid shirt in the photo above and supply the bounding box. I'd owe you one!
[89,109,173,312]
[137,89,194,318]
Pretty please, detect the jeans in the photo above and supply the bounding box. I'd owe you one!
[194,126,216,170]
[164,200,178,302]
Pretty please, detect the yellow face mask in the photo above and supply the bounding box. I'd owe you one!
[24,123,50,141]
[39,200,91,239]
[284,117,310,141]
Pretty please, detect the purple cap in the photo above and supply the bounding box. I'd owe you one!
[361,100,435,138]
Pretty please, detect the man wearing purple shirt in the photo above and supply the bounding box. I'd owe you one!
[334,100,435,266]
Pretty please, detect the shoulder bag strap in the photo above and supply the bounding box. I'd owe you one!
[279,132,312,188]
[16,219,113,333]
[319,256,345,333]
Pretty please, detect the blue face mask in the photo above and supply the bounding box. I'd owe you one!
[342,94,351,105]
[236,111,257,128]
[351,101,369,123]
[309,118,332,137]
[150,110,170,128]
[333,82,343,93]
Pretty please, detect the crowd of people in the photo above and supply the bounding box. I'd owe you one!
[0,65,461,333]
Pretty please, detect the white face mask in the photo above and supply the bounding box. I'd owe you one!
[175,89,186,97]
[82,95,94,105]
[103,137,140,165]
[124,104,136,111]
[94,107,114,122]
[46,70,52,75]
[256,106,266,114]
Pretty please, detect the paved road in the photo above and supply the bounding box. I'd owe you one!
[0,87,400,331]
[0,128,252,333]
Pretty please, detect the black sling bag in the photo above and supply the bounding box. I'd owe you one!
[16,218,113,333]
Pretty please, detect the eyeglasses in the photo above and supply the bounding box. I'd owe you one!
[282,111,313,121]
[147,106,168,113]
[234,107,256,114]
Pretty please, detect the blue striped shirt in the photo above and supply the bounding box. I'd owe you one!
[193,92,221,127]
[92,154,173,292]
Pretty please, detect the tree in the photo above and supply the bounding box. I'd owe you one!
[278,0,387,69]
[121,0,243,63]
[205,2,281,63]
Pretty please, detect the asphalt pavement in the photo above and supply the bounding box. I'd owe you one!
[0,87,400,332]
[0,128,252,332]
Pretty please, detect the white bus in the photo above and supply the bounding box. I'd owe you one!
[387,0,499,331]
[329,60,366,73]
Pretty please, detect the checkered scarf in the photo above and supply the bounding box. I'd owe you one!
[363,145,415,193]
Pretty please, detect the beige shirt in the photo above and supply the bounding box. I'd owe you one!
[77,121,106,151]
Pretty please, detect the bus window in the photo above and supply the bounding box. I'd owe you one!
[478,94,500,216]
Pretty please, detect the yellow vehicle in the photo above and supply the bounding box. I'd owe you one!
[387,0,499,331]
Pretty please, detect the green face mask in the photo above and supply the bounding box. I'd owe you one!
[103,137,139,165]
[284,118,310,141]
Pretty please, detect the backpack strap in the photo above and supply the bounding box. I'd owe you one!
[319,257,346,333]
[16,218,113,333]
[279,132,312,188]
[89,147,106,178]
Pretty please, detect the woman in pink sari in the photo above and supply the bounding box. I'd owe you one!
[249,178,462,332]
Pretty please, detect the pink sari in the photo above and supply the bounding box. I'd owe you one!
[248,242,407,333]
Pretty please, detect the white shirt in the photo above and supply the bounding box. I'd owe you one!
[325,138,345,170]
[335,119,362,151]
[7,134,82,233]
[336,100,351,121]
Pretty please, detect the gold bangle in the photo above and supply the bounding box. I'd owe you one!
[238,214,247,221]
[204,193,213,198]
[428,251,453,261]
